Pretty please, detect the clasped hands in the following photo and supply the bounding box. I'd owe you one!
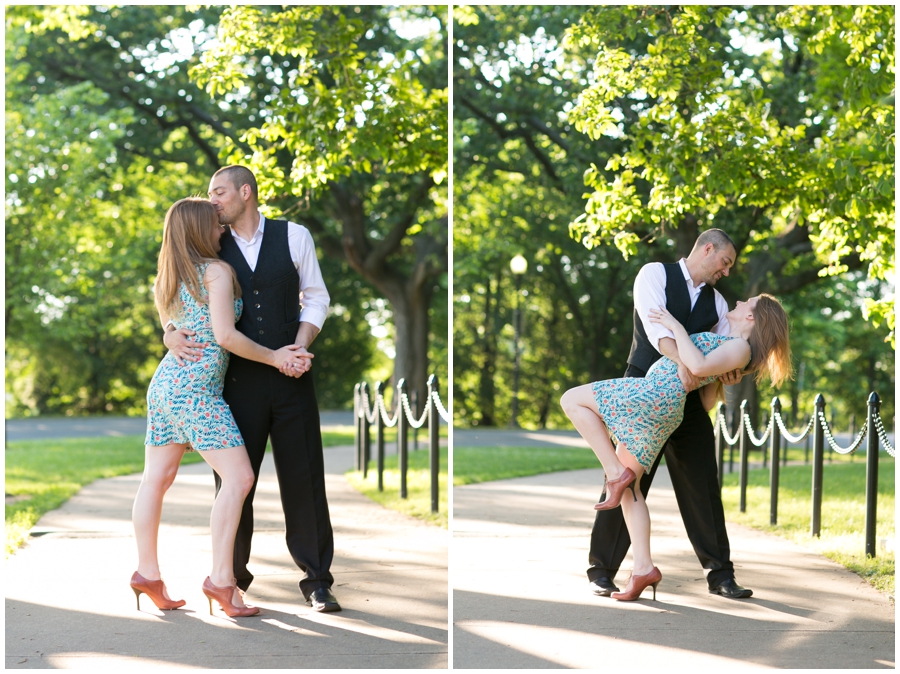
[277,345,313,379]
[647,305,742,391]
[164,328,313,379]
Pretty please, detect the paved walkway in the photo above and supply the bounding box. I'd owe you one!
[453,439,894,669]
[5,444,447,669]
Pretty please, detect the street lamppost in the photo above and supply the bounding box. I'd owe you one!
[509,254,528,428]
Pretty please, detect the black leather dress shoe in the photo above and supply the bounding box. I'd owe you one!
[589,577,619,597]
[709,578,753,598]
[307,587,342,612]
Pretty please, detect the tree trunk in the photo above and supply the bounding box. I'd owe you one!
[325,179,446,416]
[388,281,433,416]
[727,376,759,432]
[477,271,498,425]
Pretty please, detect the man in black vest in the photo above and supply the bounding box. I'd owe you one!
[165,165,339,612]
[588,229,753,599]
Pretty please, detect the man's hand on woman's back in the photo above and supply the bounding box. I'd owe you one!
[163,328,206,366]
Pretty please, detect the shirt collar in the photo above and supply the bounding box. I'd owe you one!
[231,213,265,244]
[679,258,705,290]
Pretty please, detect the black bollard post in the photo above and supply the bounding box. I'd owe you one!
[781,419,788,466]
[865,392,881,557]
[804,413,811,464]
[811,395,825,537]
[398,379,409,499]
[428,375,440,513]
[361,382,371,479]
[375,382,385,492]
[739,400,749,513]
[354,383,361,471]
[762,412,769,469]
[412,390,420,451]
[716,403,726,490]
[769,397,782,525]
[850,414,856,462]
[828,411,835,463]
[728,409,735,474]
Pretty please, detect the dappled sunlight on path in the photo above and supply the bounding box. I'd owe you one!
[453,467,894,669]
[7,445,447,669]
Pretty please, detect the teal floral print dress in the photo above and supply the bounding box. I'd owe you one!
[591,332,736,471]
[145,264,244,451]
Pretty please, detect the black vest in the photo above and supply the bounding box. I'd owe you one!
[218,219,301,351]
[627,262,719,374]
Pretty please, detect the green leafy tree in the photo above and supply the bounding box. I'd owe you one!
[453,5,893,429]
[5,6,385,415]
[453,6,647,427]
[567,6,894,344]
[190,5,449,405]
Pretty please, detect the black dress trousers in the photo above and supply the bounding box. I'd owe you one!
[217,355,335,599]
[586,364,734,589]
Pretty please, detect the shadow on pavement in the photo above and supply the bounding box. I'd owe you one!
[6,446,448,669]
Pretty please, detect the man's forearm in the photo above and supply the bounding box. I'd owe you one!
[658,337,682,365]
[295,321,320,349]
[699,382,718,412]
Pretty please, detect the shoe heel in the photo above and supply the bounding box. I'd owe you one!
[132,587,142,611]
[651,581,659,600]
[628,480,637,502]
[207,596,214,616]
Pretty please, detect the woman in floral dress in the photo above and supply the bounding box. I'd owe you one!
[561,295,791,601]
[131,198,311,617]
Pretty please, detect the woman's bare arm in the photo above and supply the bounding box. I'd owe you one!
[205,262,311,370]
[648,306,750,379]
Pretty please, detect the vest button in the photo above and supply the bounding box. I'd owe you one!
[255,304,261,309]
[253,290,259,295]
[257,316,263,321]
[259,330,264,335]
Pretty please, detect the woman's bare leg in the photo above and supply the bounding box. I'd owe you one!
[132,443,187,592]
[560,385,627,480]
[198,445,255,601]
[617,448,655,575]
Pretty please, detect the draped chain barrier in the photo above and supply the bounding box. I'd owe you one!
[713,392,894,558]
[818,410,868,455]
[773,412,815,444]
[354,376,447,513]
[742,413,773,447]
[873,413,895,456]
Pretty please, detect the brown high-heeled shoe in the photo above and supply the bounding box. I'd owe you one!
[611,566,662,601]
[202,577,260,618]
[130,571,186,611]
[593,467,637,511]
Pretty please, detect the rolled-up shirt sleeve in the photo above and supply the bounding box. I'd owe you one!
[633,262,673,355]
[288,222,330,330]
[710,292,730,336]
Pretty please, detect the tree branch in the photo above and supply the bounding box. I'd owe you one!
[370,174,435,262]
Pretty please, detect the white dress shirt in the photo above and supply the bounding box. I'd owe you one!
[229,213,330,330]
[633,259,730,354]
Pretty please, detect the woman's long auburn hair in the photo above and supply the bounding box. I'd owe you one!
[155,198,240,320]
[745,293,792,388]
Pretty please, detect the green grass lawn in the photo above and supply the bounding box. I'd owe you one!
[454,445,597,485]
[345,447,447,528]
[5,430,360,556]
[719,444,875,467]
[721,456,894,596]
